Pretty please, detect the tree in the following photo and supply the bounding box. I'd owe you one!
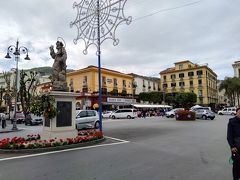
[219,77,240,107]
[19,70,39,116]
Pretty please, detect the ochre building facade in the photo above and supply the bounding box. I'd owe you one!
[160,60,218,106]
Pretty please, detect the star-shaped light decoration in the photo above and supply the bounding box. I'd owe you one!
[70,0,132,54]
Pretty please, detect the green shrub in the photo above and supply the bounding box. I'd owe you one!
[175,110,196,121]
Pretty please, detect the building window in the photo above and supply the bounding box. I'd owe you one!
[148,81,151,89]
[197,70,203,75]
[102,76,106,86]
[198,79,202,85]
[171,74,176,79]
[163,76,166,80]
[188,71,194,76]
[113,78,117,87]
[179,73,184,78]
[83,76,87,85]
[163,83,168,88]
[179,64,183,70]
[198,90,203,96]
[123,80,126,88]
[189,80,193,86]
[171,83,176,87]
[179,82,185,86]
[69,79,74,92]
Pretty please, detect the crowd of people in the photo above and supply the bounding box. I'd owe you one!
[136,108,171,118]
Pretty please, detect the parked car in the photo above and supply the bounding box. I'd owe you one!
[76,110,100,130]
[10,111,25,124]
[195,109,215,120]
[102,111,113,119]
[111,109,137,119]
[217,107,236,115]
[191,107,211,112]
[25,113,43,125]
[165,108,184,118]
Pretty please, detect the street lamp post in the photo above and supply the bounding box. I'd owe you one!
[5,40,30,131]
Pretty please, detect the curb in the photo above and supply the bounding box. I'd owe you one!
[0,129,23,134]
[0,137,105,153]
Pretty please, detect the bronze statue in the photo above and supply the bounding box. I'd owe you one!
[49,40,69,91]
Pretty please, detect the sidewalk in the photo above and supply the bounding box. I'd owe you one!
[0,125,22,133]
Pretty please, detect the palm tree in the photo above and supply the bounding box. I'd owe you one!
[219,77,240,107]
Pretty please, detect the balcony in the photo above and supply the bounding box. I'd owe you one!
[110,88,118,96]
[101,87,107,95]
[121,89,127,96]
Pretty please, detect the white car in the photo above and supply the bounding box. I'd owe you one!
[111,109,137,119]
[76,110,100,130]
[102,111,113,119]
[165,108,184,118]
[218,107,236,115]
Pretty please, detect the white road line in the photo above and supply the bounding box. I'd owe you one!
[103,119,131,123]
[104,136,130,143]
[0,137,130,162]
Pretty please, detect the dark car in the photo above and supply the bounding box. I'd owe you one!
[25,114,43,125]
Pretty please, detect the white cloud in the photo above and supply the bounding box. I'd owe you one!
[0,0,239,80]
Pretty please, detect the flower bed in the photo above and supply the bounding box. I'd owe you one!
[175,110,196,121]
[0,130,103,150]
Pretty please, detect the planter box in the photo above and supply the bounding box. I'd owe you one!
[175,110,196,121]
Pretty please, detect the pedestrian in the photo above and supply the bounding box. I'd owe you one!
[227,107,240,180]
[0,112,6,129]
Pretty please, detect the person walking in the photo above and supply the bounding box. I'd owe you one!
[0,112,6,129]
[227,107,240,180]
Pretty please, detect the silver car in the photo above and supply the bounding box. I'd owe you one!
[76,110,100,130]
[25,113,43,125]
[195,109,215,120]
[165,108,184,118]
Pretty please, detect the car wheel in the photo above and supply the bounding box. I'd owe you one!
[202,115,207,120]
[231,113,235,116]
[25,122,28,126]
[112,115,116,119]
[30,121,33,126]
[170,114,174,118]
[127,115,131,119]
[219,113,223,115]
[210,117,215,120]
[94,121,100,129]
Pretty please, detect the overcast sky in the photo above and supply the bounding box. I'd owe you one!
[0,0,239,80]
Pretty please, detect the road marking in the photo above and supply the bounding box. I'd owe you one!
[104,136,130,143]
[103,119,133,123]
[0,136,130,162]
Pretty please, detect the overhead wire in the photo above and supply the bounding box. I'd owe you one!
[131,0,204,22]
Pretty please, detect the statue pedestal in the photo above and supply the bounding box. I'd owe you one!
[41,91,79,140]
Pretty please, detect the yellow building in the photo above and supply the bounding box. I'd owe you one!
[160,60,218,106]
[66,65,135,109]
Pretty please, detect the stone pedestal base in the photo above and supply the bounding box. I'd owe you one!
[41,91,80,140]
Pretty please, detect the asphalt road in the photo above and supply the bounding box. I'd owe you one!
[0,115,233,180]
